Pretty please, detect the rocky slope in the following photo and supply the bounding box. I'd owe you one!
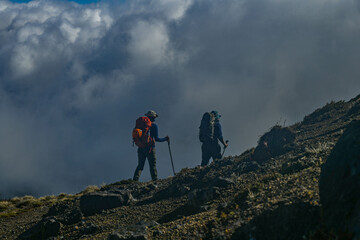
[1,95,360,240]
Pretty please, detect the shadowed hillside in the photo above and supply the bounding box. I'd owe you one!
[1,95,360,240]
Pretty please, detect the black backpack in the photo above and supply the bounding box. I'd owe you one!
[199,112,215,142]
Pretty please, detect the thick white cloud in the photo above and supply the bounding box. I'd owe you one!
[153,0,193,21]
[128,21,170,67]
[60,22,81,43]
[0,0,360,198]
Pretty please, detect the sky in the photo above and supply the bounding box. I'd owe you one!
[1,0,360,198]
[10,0,100,3]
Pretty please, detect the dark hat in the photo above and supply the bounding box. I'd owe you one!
[211,110,221,120]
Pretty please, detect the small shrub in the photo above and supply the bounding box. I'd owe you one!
[0,201,12,212]
[80,185,100,195]
[9,197,21,204]
[39,195,57,203]
[22,195,35,201]
[15,196,42,208]
[58,193,68,199]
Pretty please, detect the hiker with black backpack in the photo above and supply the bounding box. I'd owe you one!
[199,110,228,166]
[132,110,169,181]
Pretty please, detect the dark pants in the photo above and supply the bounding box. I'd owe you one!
[133,147,158,181]
[201,141,222,166]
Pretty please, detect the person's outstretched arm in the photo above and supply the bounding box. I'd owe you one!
[151,124,169,142]
[216,123,228,147]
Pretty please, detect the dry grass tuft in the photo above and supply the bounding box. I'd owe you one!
[0,201,12,212]
[58,192,68,199]
[11,195,42,208]
[305,141,335,155]
[9,197,20,204]
[57,192,76,202]
[80,185,100,195]
[0,209,22,218]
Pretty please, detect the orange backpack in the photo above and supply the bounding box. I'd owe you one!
[132,117,155,148]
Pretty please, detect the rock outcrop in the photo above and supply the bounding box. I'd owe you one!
[319,120,360,238]
[80,190,133,216]
[18,217,62,240]
[231,203,320,240]
[253,125,296,163]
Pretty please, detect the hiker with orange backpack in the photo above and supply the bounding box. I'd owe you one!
[132,110,169,181]
[199,110,228,166]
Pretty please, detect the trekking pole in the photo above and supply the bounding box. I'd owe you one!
[168,141,176,175]
[221,140,229,158]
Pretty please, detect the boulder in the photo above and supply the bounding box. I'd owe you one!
[319,120,360,238]
[188,187,220,208]
[253,125,296,163]
[150,183,190,202]
[107,221,156,240]
[46,201,83,225]
[80,191,132,216]
[81,223,101,235]
[18,217,62,239]
[212,177,235,188]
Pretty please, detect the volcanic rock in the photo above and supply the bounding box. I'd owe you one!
[187,187,220,208]
[80,191,132,216]
[319,120,360,238]
[18,217,62,239]
[253,125,296,163]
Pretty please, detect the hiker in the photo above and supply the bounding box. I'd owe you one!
[199,110,228,166]
[132,110,169,181]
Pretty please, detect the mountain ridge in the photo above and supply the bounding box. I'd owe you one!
[1,94,360,240]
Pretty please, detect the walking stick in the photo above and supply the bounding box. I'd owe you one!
[168,141,176,175]
[221,140,229,158]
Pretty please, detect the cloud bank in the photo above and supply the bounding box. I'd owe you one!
[1,0,360,198]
